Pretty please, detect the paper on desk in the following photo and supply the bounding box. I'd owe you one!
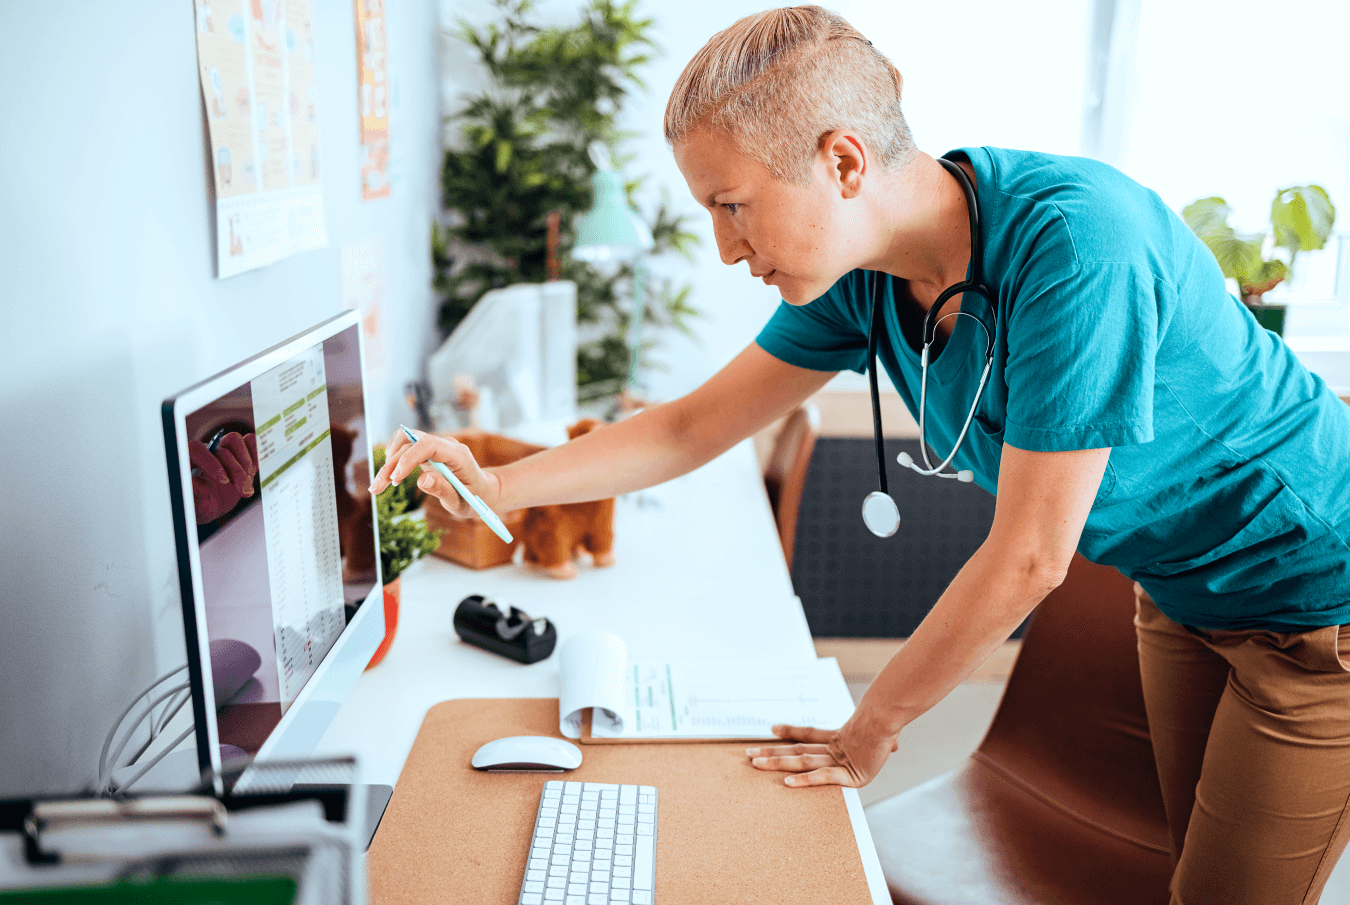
[559,631,630,738]
[558,631,855,741]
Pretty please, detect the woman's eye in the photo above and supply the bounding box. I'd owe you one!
[723,202,740,215]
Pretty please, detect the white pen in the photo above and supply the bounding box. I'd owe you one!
[396,425,513,544]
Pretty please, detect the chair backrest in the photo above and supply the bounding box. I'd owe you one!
[977,553,1169,851]
[762,403,820,572]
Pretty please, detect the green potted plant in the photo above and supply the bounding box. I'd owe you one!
[366,444,441,669]
[434,0,700,405]
[1182,185,1337,335]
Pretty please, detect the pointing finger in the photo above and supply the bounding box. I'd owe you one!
[370,428,416,493]
[390,436,441,485]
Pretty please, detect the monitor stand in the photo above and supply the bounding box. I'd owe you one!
[295,782,393,849]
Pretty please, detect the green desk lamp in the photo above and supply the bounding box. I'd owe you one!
[572,143,654,395]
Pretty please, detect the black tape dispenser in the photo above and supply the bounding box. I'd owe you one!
[452,595,557,664]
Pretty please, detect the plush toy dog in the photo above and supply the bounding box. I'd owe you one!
[520,418,615,579]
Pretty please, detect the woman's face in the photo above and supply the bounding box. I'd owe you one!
[674,127,865,307]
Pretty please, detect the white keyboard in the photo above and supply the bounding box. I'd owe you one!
[517,780,658,905]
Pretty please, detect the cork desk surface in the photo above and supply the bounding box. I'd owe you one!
[314,440,890,903]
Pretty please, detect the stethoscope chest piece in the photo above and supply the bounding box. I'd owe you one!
[861,490,901,538]
[859,156,993,535]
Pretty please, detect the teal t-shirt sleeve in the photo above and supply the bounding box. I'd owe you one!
[754,275,870,374]
[1003,261,1159,452]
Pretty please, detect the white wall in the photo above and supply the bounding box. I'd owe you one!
[0,0,443,796]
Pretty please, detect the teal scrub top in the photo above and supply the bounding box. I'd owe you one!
[756,146,1350,631]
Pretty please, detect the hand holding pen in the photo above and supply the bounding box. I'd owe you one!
[370,427,513,543]
[189,431,259,524]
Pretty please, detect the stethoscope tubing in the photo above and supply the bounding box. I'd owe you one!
[864,157,997,530]
[920,160,995,356]
[867,268,891,495]
[912,338,993,477]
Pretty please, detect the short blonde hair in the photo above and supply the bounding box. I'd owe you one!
[664,6,916,186]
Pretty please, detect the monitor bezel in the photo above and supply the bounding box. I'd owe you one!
[161,309,385,791]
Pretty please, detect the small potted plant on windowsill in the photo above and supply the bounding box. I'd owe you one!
[366,444,441,669]
[1183,185,1337,336]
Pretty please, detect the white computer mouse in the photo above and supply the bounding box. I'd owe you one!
[471,736,584,772]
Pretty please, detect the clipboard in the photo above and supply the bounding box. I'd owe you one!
[0,758,362,905]
[366,698,873,904]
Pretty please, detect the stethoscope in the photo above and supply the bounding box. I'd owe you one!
[861,157,998,538]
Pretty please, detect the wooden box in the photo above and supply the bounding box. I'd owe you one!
[422,431,545,570]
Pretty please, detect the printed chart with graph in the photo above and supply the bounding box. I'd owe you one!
[617,660,853,739]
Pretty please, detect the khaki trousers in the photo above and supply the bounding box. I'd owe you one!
[1134,586,1350,905]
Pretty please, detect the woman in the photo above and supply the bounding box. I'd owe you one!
[374,8,1350,902]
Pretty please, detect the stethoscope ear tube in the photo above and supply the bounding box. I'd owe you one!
[867,268,889,498]
[861,156,997,535]
[864,268,902,538]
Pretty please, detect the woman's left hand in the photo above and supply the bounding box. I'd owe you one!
[746,710,900,788]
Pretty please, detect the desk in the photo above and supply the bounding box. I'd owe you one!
[315,440,889,903]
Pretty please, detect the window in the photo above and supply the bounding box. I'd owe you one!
[1100,0,1350,335]
[842,0,1092,158]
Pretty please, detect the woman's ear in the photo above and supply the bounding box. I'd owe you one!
[820,130,867,199]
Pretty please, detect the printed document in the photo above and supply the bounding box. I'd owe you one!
[194,0,327,277]
[558,632,854,742]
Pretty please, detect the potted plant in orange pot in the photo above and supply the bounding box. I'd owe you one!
[1183,185,1337,336]
[366,444,441,669]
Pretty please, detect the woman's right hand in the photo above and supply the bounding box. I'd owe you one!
[369,428,503,519]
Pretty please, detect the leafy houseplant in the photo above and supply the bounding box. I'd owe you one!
[1183,186,1337,335]
[367,445,441,669]
[435,0,699,404]
[372,445,441,583]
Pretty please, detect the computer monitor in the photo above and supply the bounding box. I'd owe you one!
[162,310,384,794]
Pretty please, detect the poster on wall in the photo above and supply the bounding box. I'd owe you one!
[195,0,329,278]
[340,238,387,371]
[354,0,391,200]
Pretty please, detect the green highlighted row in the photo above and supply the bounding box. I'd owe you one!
[259,384,327,435]
[260,427,333,490]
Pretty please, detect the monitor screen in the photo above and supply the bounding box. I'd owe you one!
[163,310,383,786]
